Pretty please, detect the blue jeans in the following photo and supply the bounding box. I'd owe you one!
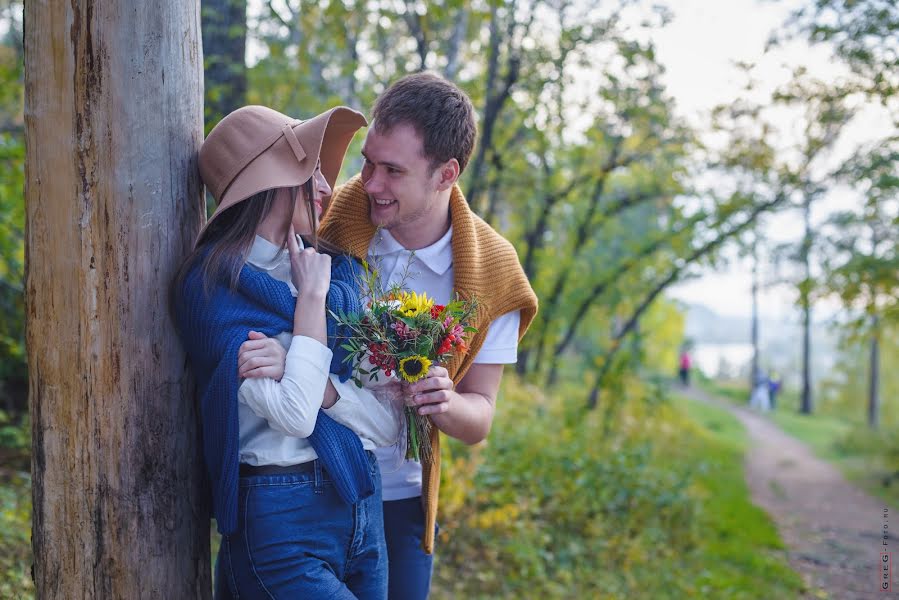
[215,455,387,599]
[382,497,437,600]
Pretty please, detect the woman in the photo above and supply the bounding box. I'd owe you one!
[172,105,399,599]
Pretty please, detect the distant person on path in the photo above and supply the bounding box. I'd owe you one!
[678,350,692,386]
[750,369,771,412]
[767,372,781,410]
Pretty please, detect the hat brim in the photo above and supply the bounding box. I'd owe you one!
[204,106,366,233]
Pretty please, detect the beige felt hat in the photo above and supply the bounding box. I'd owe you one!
[198,104,366,231]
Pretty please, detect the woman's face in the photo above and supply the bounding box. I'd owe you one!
[290,162,332,235]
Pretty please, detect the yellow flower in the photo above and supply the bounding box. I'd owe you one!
[397,291,434,318]
[398,355,432,382]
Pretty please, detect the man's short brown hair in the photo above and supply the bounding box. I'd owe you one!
[371,72,477,173]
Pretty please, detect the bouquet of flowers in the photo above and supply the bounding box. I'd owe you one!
[331,258,478,463]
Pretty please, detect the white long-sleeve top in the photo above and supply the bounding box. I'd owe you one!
[237,235,400,466]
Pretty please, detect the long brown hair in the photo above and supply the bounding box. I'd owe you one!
[170,183,342,309]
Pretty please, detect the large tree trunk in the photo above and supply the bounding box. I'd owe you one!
[25,2,209,598]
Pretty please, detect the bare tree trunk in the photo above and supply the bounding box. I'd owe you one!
[582,194,785,402]
[444,7,468,80]
[403,1,428,71]
[25,2,209,598]
[799,195,813,414]
[868,316,880,429]
[202,0,248,130]
[750,235,760,398]
[465,2,524,206]
[541,210,711,385]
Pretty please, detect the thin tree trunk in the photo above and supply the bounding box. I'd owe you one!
[202,0,247,130]
[403,1,428,71]
[868,316,880,429]
[25,2,209,597]
[800,195,813,414]
[444,7,468,80]
[541,210,710,384]
[530,183,659,374]
[750,235,760,398]
[582,194,785,400]
[465,2,524,206]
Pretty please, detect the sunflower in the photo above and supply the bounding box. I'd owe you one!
[397,291,435,318]
[398,355,432,382]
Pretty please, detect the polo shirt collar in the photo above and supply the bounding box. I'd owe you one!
[370,226,453,276]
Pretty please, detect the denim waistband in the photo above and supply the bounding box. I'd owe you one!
[239,451,377,483]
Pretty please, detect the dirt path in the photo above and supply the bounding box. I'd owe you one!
[683,386,894,599]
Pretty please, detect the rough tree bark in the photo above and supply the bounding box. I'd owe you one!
[25,1,209,598]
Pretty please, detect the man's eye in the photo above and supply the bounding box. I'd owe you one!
[387,167,400,175]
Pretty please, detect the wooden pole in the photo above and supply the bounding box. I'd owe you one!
[24,2,209,597]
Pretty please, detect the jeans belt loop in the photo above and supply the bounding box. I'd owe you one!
[313,459,323,494]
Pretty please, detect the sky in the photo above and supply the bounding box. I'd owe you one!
[651,0,883,320]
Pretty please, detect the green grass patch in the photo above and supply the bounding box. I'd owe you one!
[431,377,804,599]
[0,470,32,600]
[661,395,803,598]
[0,378,806,599]
[699,378,899,510]
[768,410,852,461]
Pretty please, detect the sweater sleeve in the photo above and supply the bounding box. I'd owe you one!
[237,335,332,438]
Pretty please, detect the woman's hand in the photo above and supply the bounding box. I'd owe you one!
[238,331,287,380]
[288,225,331,299]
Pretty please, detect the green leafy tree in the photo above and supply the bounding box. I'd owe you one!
[820,138,899,427]
[777,0,898,117]
[202,0,248,132]
[0,3,25,409]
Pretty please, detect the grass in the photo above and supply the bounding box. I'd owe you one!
[660,394,805,598]
[699,377,899,509]
[0,377,808,599]
[431,376,805,598]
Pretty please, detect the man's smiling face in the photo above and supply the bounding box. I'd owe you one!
[360,122,448,236]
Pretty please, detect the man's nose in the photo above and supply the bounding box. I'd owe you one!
[363,169,384,195]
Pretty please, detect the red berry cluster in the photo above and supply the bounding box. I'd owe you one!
[430,304,446,319]
[368,342,396,377]
[437,330,467,356]
[437,336,453,355]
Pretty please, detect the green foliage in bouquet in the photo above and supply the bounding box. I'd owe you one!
[330,255,478,462]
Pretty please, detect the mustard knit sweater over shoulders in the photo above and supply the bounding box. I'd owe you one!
[319,175,538,553]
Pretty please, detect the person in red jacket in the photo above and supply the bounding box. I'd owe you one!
[678,350,692,386]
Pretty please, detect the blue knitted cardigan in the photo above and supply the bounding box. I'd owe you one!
[173,251,374,535]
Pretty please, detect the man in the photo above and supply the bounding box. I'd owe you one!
[318,72,537,599]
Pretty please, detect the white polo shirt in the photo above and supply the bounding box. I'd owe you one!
[369,226,521,500]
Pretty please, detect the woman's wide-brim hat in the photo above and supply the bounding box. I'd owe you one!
[198,104,367,231]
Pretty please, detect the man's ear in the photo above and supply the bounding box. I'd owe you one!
[435,158,461,192]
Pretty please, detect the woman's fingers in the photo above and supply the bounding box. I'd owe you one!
[238,337,283,364]
[287,224,301,255]
[242,365,284,380]
[238,348,280,372]
[239,339,272,354]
